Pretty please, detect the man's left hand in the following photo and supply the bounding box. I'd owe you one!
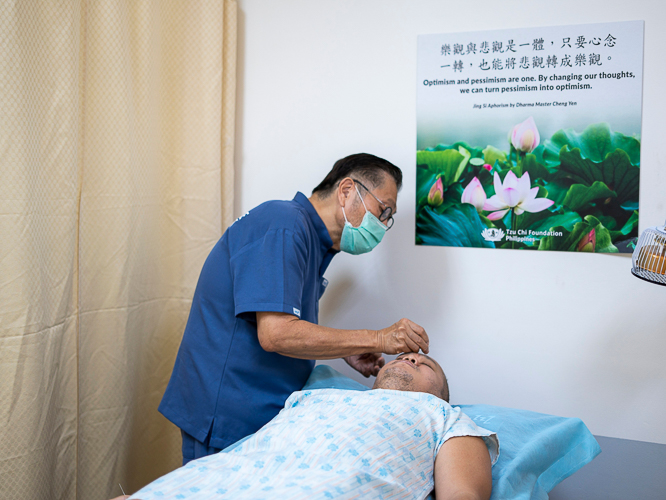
[344,353,385,377]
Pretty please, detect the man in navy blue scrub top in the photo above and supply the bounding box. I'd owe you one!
[159,153,430,465]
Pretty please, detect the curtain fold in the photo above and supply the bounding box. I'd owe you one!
[0,1,237,498]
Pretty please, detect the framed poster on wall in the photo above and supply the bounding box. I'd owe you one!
[416,21,643,253]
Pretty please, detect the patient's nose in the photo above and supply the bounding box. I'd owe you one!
[402,354,418,364]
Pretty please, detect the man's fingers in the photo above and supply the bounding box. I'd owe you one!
[371,355,384,376]
[395,323,426,354]
[347,353,387,378]
[404,319,429,353]
[405,318,429,341]
[407,328,429,354]
[378,321,429,355]
[401,333,420,353]
[411,322,430,347]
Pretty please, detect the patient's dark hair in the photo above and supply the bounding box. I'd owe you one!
[312,153,402,197]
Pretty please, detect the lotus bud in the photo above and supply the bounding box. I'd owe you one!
[577,229,596,252]
[482,164,493,172]
[461,177,487,212]
[428,178,444,206]
[511,116,540,153]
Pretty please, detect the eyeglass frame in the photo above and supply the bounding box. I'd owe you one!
[351,179,395,230]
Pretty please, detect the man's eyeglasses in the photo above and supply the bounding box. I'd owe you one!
[352,179,394,230]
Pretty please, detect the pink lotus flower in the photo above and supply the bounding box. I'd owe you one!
[428,178,444,206]
[511,116,540,153]
[577,229,596,252]
[482,164,493,172]
[461,177,487,212]
[483,171,554,220]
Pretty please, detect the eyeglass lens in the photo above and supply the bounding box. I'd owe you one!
[353,179,394,229]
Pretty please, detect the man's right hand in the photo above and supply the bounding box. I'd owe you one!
[377,318,429,354]
[255,312,429,360]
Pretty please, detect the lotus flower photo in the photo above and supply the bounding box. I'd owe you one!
[461,177,486,212]
[511,117,540,153]
[415,119,640,253]
[483,171,554,220]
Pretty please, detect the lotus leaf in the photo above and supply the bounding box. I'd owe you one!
[609,210,639,240]
[416,148,469,189]
[482,145,507,168]
[542,123,640,167]
[538,215,617,253]
[562,181,617,212]
[557,148,639,204]
[521,153,551,183]
[523,211,582,235]
[416,204,494,248]
[426,141,485,159]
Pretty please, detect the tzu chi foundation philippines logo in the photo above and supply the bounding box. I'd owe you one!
[481,228,505,242]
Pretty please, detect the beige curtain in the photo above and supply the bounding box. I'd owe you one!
[0,1,237,499]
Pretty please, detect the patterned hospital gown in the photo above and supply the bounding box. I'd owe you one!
[131,389,499,500]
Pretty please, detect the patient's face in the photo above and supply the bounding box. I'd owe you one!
[372,353,449,401]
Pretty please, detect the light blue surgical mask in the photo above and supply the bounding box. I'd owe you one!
[340,185,388,255]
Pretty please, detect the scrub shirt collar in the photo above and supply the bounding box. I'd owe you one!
[293,192,337,254]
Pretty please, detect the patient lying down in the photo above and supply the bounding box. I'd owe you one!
[123,353,498,500]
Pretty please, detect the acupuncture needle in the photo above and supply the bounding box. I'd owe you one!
[119,483,127,497]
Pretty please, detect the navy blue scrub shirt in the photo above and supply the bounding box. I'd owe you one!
[159,192,337,450]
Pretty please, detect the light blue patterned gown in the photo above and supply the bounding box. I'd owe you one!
[131,389,498,500]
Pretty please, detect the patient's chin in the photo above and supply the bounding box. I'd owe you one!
[373,366,414,392]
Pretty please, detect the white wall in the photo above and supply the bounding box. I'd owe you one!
[235,0,666,444]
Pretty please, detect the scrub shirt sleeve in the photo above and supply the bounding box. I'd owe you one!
[230,228,308,321]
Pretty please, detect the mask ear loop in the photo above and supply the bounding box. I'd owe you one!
[354,183,369,212]
[341,183,368,224]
